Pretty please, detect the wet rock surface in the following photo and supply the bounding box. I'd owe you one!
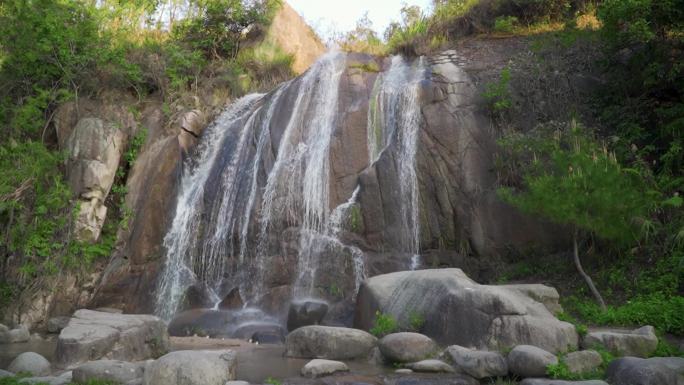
[285,326,377,360]
[288,300,330,331]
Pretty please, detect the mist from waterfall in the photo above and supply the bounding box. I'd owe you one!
[155,53,429,321]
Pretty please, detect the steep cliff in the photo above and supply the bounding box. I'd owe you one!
[90,49,565,325]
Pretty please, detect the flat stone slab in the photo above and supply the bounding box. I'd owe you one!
[55,309,169,368]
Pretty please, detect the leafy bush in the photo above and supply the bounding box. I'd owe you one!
[494,16,519,33]
[483,67,513,111]
[171,0,282,60]
[370,311,398,337]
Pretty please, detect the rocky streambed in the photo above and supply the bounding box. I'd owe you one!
[1,269,683,385]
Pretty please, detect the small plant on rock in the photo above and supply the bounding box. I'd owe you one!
[370,311,398,337]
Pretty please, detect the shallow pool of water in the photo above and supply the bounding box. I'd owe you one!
[0,336,57,369]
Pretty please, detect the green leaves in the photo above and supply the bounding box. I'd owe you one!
[499,121,657,244]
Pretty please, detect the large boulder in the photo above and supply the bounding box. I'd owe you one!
[582,326,658,357]
[507,345,558,378]
[73,360,145,384]
[17,375,72,385]
[378,333,437,363]
[563,350,602,375]
[287,300,329,331]
[445,345,508,379]
[500,284,563,315]
[143,350,237,385]
[8,352,51,376]
[285,325,377,360]
[301,359,349,378]
[606,356,684,385]
[355,269,578,353]
[55,309,169,368]
[0,325,30,344]
[0,369,13,378]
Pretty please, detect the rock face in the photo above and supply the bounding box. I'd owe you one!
[301,359,349,378]
[55,309,169,368]
[285,325,377,360]
[287,300,329,331]
[446,345,508,379]
[73,360,145,384]
[65,118,126,242]
[265,2,326,74]
[8,352,51,376]
[582,326,658,357]
[143,350,237,385]
[89,49,565,318]
[378,333,437,363]
[606,356,684,385]
[355,269,577,353]
[507,345,558,378]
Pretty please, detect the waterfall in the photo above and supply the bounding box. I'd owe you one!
[155,52,429,322]
[368,56,427,266]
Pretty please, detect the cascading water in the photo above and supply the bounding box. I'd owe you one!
[367,56,427,268]
[155,52,429,322]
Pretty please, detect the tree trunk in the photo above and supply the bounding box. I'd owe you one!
[573,230,607,311]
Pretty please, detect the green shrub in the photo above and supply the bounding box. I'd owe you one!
[370,311,398,337]
[494,16,519,33]
[408,310,426,332]
[566,294,684,335]
[483,67,513,111]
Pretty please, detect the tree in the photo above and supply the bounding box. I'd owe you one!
[498,121,657,310]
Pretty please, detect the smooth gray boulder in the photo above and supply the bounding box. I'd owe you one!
[563,350,602,375]
[405,359,455,373]
[0,325,30,343]
[500,284,564,314]
[55,309,169,368]
[8,352,51,376]
[582,326,658,357]
[508,345,558,378]
[379,333,437,363]
[301,359,349,378]
[287,300,329,331]
[355,269,578,353]
[73,360,145,383]
[606,356,684,385]
[445,345,508,379]
[520,380,609,385]
[0,369,14,378]
[225,382,250,385]
[285,325,377,360]
[143,350,236,385]
[47,317,71,334]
